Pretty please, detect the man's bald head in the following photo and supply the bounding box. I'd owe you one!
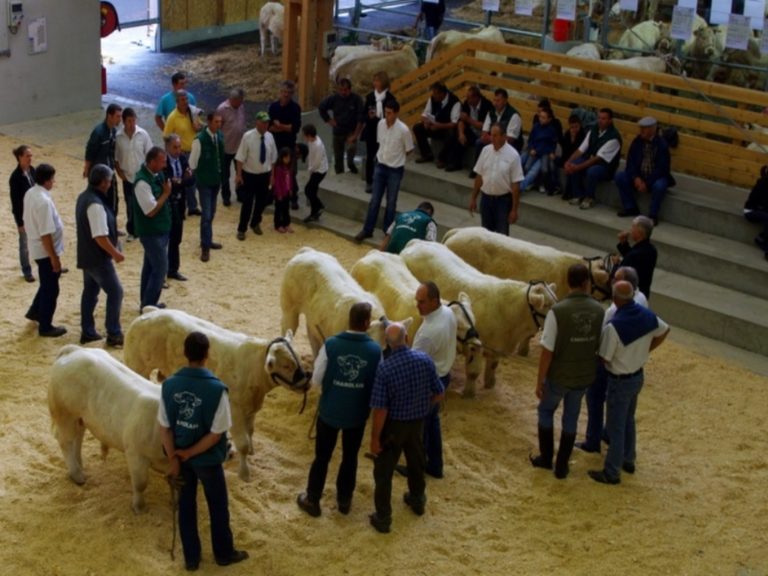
[612,280,635,305]
[385,322,408,349]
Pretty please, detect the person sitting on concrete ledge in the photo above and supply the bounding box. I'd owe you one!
[615,116,675,226]
[380,202,437,254]
[744,165,768,262]
[412,81,460,167]
[616,215,657,300]
[440,85,492,173]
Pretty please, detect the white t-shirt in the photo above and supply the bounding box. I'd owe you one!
[376,118,415,168]
[115,126,153,183]
[423,95,461,124]
[86,203,110,238]
[157,390,232,434]
[600,314,669,376]
[23,184,64,260]
[578,129,621,163]
[474,142,524,196]
[482,110,522,140]
[134,171,163,216]
[235,129,277,175]
[307,137,329,174]
[412,305,457,378]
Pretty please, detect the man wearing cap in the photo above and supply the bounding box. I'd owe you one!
[615,116,674,226]
[235,111,277,239]
[588,280,669,485]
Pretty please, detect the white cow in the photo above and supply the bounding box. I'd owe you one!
[747,124,768,153]
[49,345,166,513]
[400,240,558,390]
[124,308,309,481]
[280,247,412,358]
[260,1,284,57]
[616,21,673,57]
[426,26,507,65]
[350,250,485,396]
[330,45,418,96]
[442,227,611,301]
[601,56,668,88]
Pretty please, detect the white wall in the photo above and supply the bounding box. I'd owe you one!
[0,0,101,124]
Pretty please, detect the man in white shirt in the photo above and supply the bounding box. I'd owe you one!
[115,107,153,241]
[589,280,669,485]
[300,124,329,223]
[23,163,66,337]
[469,124,524,236]
[235,111,277,239]
[412,82,460,165]
[565,107,623,210]
[355,101,415,243]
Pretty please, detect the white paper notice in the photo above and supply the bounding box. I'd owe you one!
[745,0,765,30]
[556,0,577,21]
[27,17,47,54]
[761,22,768,54]
[709,0,731,25]
[515,0,534,16]
[619,0,639,12]
[670,6,695,40]
[726,14,751,49]
[482,0,501,10]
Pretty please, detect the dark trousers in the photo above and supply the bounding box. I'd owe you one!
[423,374,450,476]
[81,261,123,338]
[332,132,357,174]
[365,136,378,185]
[122,180,135,236]
[745,210,768,251]
[168,200,185,275]
[221,153,236,203]
[413,123,451,159]
[29,257,60,333]
[238,171,271,232]
[373,418,426,523]
[274,198,291,229]
[583,361,608,450]
[305,172,326,215]
[442,129,478,169]
[480,192,512,236]
[107,177,119,220]
[178,463,235,566]
[306,417,366,503]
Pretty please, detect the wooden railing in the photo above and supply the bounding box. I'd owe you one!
[390,39,768,188]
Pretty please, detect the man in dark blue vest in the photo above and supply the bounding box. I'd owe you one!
[158,332,249,571]
[84,103,122,221]
[298,302,382,517]
[380,201,436,254]
[76,164,125,347]
[412,81,460,165]
[565,108,622,210]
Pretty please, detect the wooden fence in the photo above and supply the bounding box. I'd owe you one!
[391,39,768,188]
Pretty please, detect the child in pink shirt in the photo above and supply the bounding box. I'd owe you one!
[273,147,294,233]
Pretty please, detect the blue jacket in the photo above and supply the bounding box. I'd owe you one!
[625,134,673,185]
[527,121,559,156]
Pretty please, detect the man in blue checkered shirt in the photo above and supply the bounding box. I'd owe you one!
[368,322,444,533]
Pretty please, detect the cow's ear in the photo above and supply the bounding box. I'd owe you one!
[283,329,294,342]
[459,291,471,306]
[529,293,545,311]
[402,317,413,330]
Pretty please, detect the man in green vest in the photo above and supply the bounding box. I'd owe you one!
[380,201,436,254]
[564,107,623,210]
[297,302,382,518]
[133,146,172,309]
[189,112,225,262]
[530,263,604,479]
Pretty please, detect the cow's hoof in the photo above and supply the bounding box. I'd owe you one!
[69,471,86,485]
[132,501,147,515]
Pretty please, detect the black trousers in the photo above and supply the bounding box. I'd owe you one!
[332,132,357,174]
[29,256,61,333]
[238,171,271,232]
[274,198,291,229]
[413,123,452,160]
[221,153,236,203]
[373,418,426,522]
[306,417,366,503]
[168,199,185,274]
[365,134,379,185]
[304,172,326,215]
[441,128,478,169]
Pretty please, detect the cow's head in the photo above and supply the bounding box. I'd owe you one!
[265,330,311,392]
[448,292,484,386]
[173,391,202,420]
[527,281,559,329]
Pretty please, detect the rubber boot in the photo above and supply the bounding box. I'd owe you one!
[529,426,554,469]
[554,431,577,479]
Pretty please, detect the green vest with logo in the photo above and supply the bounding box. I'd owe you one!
[547,292,605,390]
[587,124,623,175]
[133,165,171,237]
[194,129,225,187]
[385,209,434,255]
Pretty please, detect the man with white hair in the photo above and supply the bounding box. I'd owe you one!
[616,215,657,299]
[588,280,669,485]
[216,88,246,206]
[368,322,444,534]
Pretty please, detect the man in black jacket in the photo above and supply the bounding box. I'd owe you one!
[616,215,657,299]
[163,134,192,281]
[318,79,364,175]
[744,165,768,261]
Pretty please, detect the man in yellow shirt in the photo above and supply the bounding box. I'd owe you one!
[163,90,203,216]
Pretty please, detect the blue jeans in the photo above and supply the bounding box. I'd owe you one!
[583,361,608,450]
[569,158,611,200]
[179,463,235,566]
[480,192,512,236]
[363,163,404,235]
[603,370,644,479]
[139,233,169,308]
[423,374,450,477]
[197,184,219,249]
[81,261,123,338]
[18,229,31,277]
[616,171,669,219]
[537,379,587,434]
[29,257,61,332]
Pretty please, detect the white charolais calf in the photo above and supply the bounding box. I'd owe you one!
[401,240,558,391]
[49,345,166,513]
[351,250,485,396]
[426,26,507,64]
[281,247,411,357]
[442,227,611,301]
[124,308,309,481]
[259,1,284,56]
[329,45,418,96]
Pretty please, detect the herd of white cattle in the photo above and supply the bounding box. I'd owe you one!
[47,228,611,512]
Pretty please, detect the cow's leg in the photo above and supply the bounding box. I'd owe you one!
[260,25,266,57]
[518,336,532,357]
[281,307,300,337]
[462,343,484,399]
[483,352,499,390]
[54,413,86,485]
[126,451,149,514]
[229,410,252,482]
[271,34,277,55]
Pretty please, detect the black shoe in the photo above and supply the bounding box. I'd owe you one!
[468,171,477,179]
[337,497,352,515]
[529,453,553,470]
[403,492,425,516]
[60,267,69,274]
[588,469,621,485]
[25,309,39,322]
[394,464,408,478]
[617,209,640,217]
[209,242,223,250]
[168,272,188,281]
[215,550,249,567]
[185,559,200,571]
[554,431,576,480]
[622,462,636,474]
[80,332,103,344]
[201,249,210,263]
[237,231,246,241]
[297,492,321,517]
[348,165,358,174]
[106,333,124,348]
[368,513,391,534]
[156,303,167,309]
[561,192,573,201]
[303,211,322,223]
[40,326,67,338]
[530,426,554,469]
[444,165,461,173]
[24,274,35,283]
[425,468,444,479]
[223,199,232,207]
[354,230,372,243]
[188,208,202,216]
[575,441,600,454]
[415,156,434,164]
[251,224,263,236]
